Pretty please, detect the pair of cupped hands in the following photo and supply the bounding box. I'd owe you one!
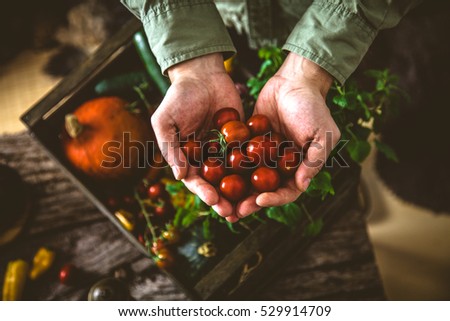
[151,52,341,222]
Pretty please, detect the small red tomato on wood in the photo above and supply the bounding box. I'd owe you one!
[221,121,250,148]
[219,174,248,202]
[201,158,225,185]
[59,263,79,285]
[278,147,302,177]
[251,167,281,193]
[246,114,272,136]
[213,107,240,130]
[181,139,202,166]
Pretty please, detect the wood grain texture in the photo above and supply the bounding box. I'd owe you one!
[0,132,384,300]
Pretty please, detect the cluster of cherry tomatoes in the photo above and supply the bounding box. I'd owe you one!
[106,179,181,269]
[182,108,302,203]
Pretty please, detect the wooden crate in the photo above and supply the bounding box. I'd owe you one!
[21,18,361,300]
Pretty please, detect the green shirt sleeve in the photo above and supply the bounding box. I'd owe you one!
[282,0,422,84]
[121,0,236,75]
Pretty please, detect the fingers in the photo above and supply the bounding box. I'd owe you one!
[212,197,234,217]
[236,194,261,218]
[226,215,239,223]
[181,166,219,206]
[151,108,187,180]
[255,179,301,207]
[295,127,340,191]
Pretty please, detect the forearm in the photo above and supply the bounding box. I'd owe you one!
[276,53,333,98]
[168,53,226,82]
[282,0,422,84]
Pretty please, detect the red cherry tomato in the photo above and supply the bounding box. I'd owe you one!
[155,248,175,269]
[251,167,280,192]
[246,135,277,167]
[155,202,175,218]
[201,158,225,185]
[147,182,168,201]
[106,196,120,209]
[151,238,166,255]
[182,139,202,166]
[162,228,181,244]
[219,174,248,202]
[278,147,302,177]
[221,121,250,148]
[59,263,79,285]
[213,107,240,130]
[226,148,252,174]
[246,114,272,136]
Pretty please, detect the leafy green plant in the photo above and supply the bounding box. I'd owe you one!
[245,47,406,236]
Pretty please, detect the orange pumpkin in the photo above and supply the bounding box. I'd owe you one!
[62,96,154,181]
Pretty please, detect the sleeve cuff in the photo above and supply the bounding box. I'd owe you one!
[142,0,236,75]
[282,1,377,84]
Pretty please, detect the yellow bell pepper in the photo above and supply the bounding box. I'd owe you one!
[115,209,135,232]
[2,259,29,301]
[29,247,55,280]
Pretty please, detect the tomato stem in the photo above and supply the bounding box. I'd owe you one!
[64,114,83,138]
[134,190,158,242]
[209,129,228,156]
[300,203,313,223]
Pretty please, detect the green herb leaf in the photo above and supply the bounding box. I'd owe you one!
[332,95,348,108]
[226,221,240,234]
[181,210,200,228]
[346,139,371,163]
[265,203,302,227]
[173,207,187,228]
[303,218,324,237]
[375,139,399,162]
[202,217,212,240]
[165,181,184,195]
[306,171,335,200]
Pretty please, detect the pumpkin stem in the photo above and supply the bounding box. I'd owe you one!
[65,114,83,138]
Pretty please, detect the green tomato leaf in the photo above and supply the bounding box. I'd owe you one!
[306,171,334,200]
[165,180,185,195]
[303,218,324,237]
[374,139,399,162]
[173,207,187,228]
[265,203,302,227]
[202,217,212,240]
[181,210,200,228]
[346,139,371,163]
[226,221,240,234]
[332,95,348,108]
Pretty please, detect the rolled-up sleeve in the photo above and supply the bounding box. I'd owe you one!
[121,0,236,74]
[282,0,422,84]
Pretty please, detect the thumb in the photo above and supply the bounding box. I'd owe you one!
[295,139,327,191]
[151,108,187,180]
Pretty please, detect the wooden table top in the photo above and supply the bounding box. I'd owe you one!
[0,132,385,300]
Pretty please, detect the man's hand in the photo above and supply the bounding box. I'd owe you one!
[237,53,341,218]
[151,53,243,217]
